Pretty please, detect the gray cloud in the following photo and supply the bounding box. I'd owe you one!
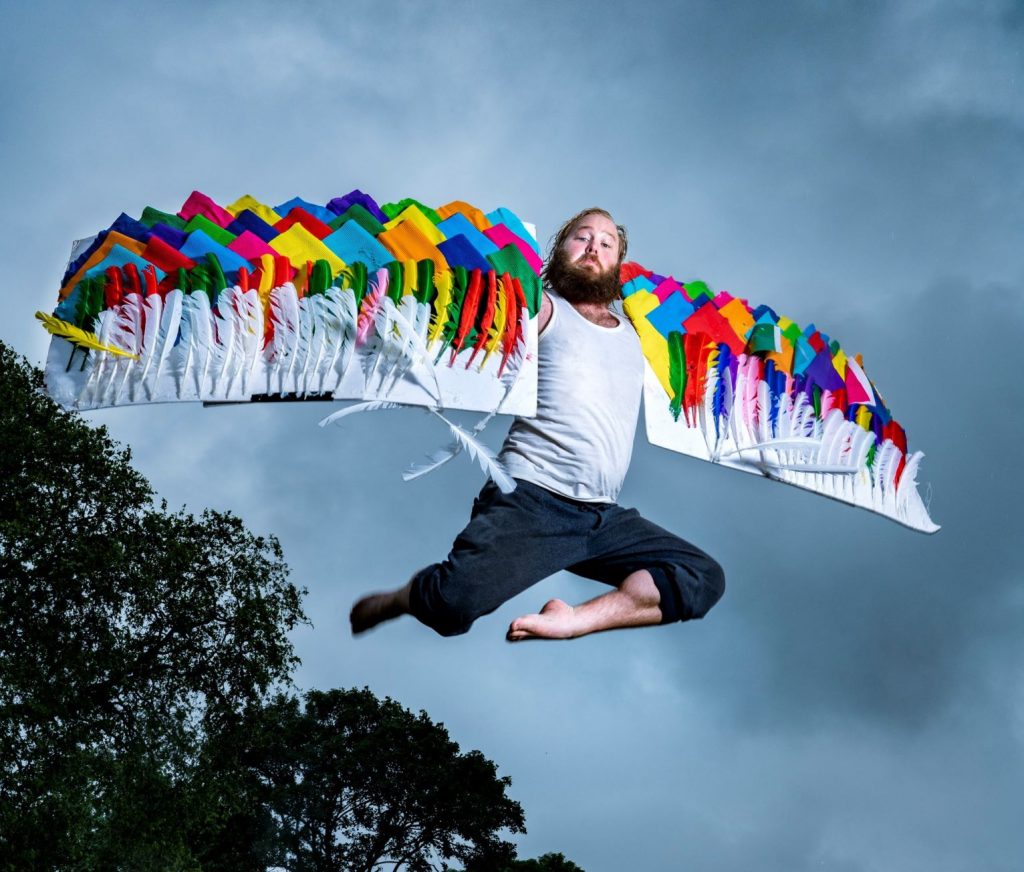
[3,0,1023,868]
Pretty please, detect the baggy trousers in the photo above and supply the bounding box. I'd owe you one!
[408,479,726,637]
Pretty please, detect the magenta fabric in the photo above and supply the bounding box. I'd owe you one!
[653,278,683,303]
[178,190,235,228]
[483,224,543,275]
[227,230,277,262]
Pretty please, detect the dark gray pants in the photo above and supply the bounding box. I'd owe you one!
[408,479,725,637]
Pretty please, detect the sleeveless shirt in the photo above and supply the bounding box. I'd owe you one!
[498,292,645,502]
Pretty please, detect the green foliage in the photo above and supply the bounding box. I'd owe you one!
[216,688,526,871]
[504,853,586,871]
[0,342,576,870]
[0,341,307,869]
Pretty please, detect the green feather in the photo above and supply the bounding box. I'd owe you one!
[206,252,227,300]
[309,259,331,296]
[386,261,404,304]
[416,259,435,306]
[668,330,686,421]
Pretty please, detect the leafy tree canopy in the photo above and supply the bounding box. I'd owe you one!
[0,343,582,870]
[0,342,307,868]
[220,687,527,871]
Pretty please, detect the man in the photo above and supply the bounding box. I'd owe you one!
[351,208,725,640]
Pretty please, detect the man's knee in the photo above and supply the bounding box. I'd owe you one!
[697,557,726,618]
[653,556,726,624]
[408,564,485,637]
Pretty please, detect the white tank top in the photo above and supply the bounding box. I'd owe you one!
[499,292,645,502]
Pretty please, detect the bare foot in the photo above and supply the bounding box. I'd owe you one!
[350,583,410,635]
[506,598,578,642]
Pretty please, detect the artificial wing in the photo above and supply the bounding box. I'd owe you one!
[620,262,938,533]
[38,190,541,417]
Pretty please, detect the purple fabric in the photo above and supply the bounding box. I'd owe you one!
[148,222,189,250]
[227,210,278,243]
[804,348,845,393]
[327,189,388,223]
[438,236,493,273]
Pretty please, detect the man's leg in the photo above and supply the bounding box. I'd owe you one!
[350,480,592,637]
[505,568,662,640]
[350,576,414,635]
[507,503,725,641]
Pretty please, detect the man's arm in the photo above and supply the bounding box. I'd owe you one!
[537,290,553,334]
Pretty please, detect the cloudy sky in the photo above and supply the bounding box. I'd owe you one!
[2,1,1022,868]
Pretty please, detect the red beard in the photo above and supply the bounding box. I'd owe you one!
[543,248,621,306]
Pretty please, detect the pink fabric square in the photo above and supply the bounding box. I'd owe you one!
[484,224,544,275]
[228,230,277,262]
[653,278,683,302]
[713,290,735,308]
[178,190,235,228]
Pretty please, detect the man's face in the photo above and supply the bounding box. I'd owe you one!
[561,213,621,277]
[545,212,622,305]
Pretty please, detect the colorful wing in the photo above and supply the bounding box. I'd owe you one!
[39,190,541,417]
[620,262,938,534]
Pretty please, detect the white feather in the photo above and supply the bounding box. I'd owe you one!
[318,400,404,428]
[429,409,516,493]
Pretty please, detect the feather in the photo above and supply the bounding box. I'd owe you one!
[109,293,146,403]
[403,440,463,481]
[185,289,214,398]
[466,270,498,369]
[449,268,483,365]
[479,272,508,370]
[356,268,387,346]
[237,287,263,395]
[35,311,138,358]
[719,437,822,457]
[711,344,732,443]
[403,408,499,482]
[497,276,522,378]
[134,291,164,399]
[268,283,301,394]
[429,409,516,493]
[329,285,359,392]
[318,400,404,428]
[374,295,443,402]
[667,331,685,422]
[427,269,454,347]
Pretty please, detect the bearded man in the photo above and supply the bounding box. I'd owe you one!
[351,208,725,640]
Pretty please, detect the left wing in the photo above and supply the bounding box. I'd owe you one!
[620,262,938,533]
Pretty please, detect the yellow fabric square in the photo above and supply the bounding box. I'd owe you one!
[383,206,445,245]
[623,290,671,397]
[225,194,282,224]
[269,224,346,275]
[832,348,848,378]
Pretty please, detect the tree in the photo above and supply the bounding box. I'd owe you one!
[0,342,307,869]
[501,853,586,871]
[222,688,526,871]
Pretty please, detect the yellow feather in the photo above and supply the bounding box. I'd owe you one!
[35,311,138,359]
[480,277,507,367]
[428,270,453,345]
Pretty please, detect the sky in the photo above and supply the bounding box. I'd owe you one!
[2,0,1022,869]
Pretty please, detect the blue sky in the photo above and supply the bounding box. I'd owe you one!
[2,1,1022,868]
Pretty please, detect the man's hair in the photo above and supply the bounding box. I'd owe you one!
[541,208,628,288]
